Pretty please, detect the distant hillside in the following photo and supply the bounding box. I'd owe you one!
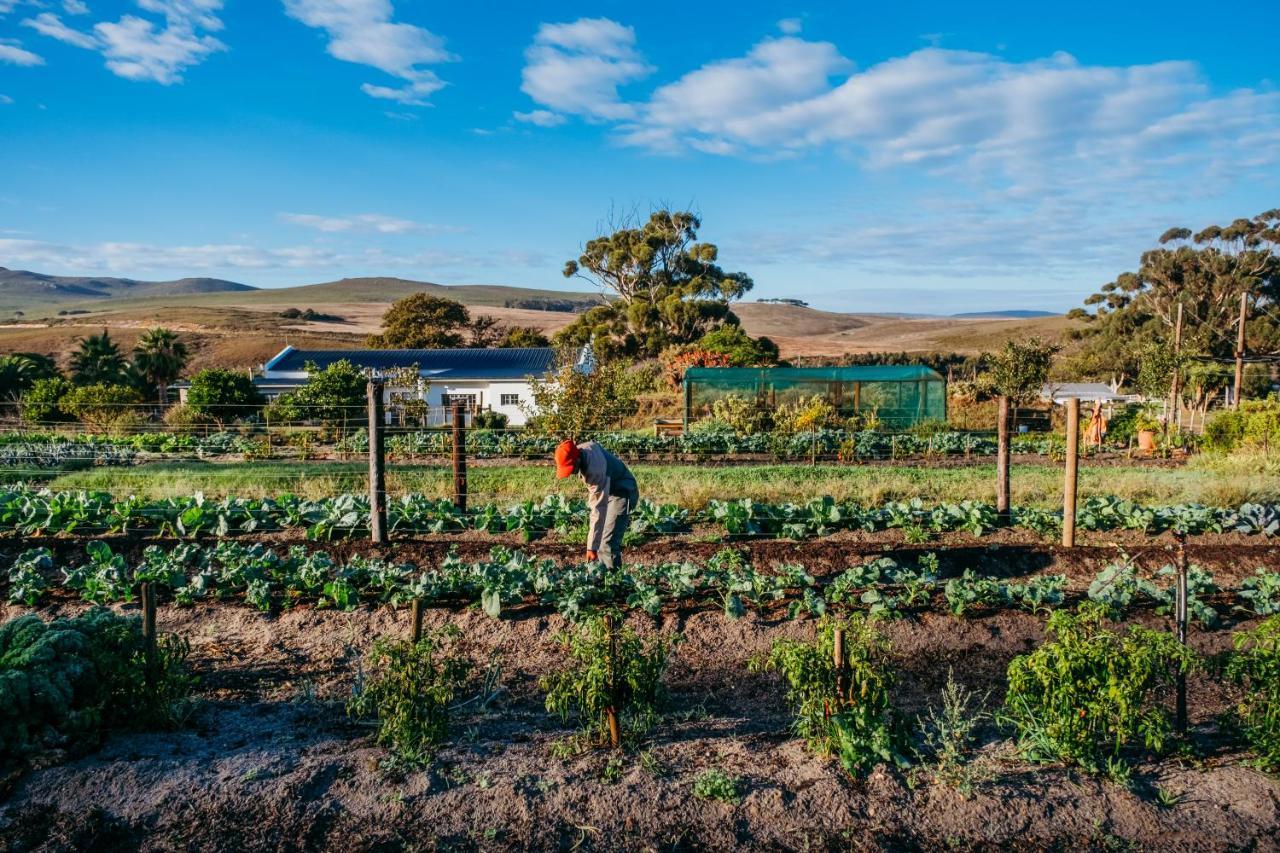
[230,276,602,310]
[951,310,1059,319]
[0,267,255,311]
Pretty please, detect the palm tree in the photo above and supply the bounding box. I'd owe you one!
[132,327,190,405]
[70,330,128,386]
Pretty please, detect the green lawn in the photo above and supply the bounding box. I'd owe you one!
[38,451,1280,508]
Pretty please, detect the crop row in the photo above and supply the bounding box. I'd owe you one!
[0,427,1076,464]
[9,541,1280,624]
[0,486,1276,541]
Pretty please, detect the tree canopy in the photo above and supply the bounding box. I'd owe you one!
[70,330,129,386]
[368,293,552,350]
[132,328,189,403]
[555,210,754,359]
[1067,211,1280,380]
[186,368,265,423]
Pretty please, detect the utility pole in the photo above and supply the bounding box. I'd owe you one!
[1234,291,1248,410]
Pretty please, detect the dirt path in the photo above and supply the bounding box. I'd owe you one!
[2,598,1279,851]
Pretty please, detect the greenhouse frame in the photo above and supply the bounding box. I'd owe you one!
[682,365,947,430]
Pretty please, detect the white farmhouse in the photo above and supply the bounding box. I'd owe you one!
[254,345,555,426]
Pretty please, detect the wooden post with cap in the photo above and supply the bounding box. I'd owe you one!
[1062,398,1080,548]
[367,378,387,544]
[452,401,467,512]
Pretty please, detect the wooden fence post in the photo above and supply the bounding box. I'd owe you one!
[411,599,424,644]
[1175,534,1189,733]
[451,402,467,512]
[367,378,387,544]
[996,395,1011,523]
[1062,398,1080,548]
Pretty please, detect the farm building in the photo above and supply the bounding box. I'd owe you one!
[252,345,555,426]
[682,364,946,429]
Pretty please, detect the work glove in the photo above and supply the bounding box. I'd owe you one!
[585,550,598,562]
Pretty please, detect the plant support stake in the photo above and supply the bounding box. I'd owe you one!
[411,599,424,644]
[140,581,157,689]
[452,402,468,512]
[1062,398,1080,548]
[367,378,387,544]
[832,626,846,700]
[604,613,621,749]
[996,395,1010,523]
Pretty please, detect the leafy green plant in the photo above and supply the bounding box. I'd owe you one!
[691,768,741,803]
[347,626,472,765]
[62,542,132,605]
[943,570,1005,616]
[1238,569,1280,616]
[541,613,676,748]
[751,614,908,777]
[0,608,193,768]
[1224,615,1280,771]
[1002,604,1197,773]
[7,548,52,606]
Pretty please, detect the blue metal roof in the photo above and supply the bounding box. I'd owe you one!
[266,346,556,379]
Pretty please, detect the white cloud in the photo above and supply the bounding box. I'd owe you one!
[519,17,652,122]
[620,36,851,153]
[63,0,90,14]
[24,12,98,49]
[278,212,461,234]
[777,18,802,35]
[0,94,13,104]
[513,109,566,127]
[0,40,43,66]
[21,2,225,84]
[283,0,455,105]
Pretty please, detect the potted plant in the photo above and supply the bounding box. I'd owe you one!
[1134,409,1161,452]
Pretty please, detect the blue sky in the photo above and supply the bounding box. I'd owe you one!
[1,1,1277,314]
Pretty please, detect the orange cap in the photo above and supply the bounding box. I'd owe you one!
[554,439,579,478]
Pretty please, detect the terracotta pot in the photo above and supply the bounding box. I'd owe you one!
[1137,429,1157,452]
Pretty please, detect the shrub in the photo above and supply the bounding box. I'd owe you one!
[19,377,75,426]
[185,369,265,423]
[708,394,769,435]
[347,627,472,765]
[695,324,779,367]
[472,410,509,430]
[162,403,216,435]
[0,608,193,769]
[541,613,675,748]
[1225,615,1280,771]
[59,383,143,433]
[773,395,839,435]
[751,614,908,777]
[1204,398,1280,453]
[1003,604,1196,773]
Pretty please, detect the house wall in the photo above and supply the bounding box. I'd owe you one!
[258,369,538,427]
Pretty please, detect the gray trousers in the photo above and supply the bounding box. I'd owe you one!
[598,491,637,569]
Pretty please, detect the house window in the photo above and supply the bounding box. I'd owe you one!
[500,393,521,407]
[443,394,477,409]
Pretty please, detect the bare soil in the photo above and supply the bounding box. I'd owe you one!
[3,566,1280,851]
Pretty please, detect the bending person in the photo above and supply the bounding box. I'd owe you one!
[554,439,639,568]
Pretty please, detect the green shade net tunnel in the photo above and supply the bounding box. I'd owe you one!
[682,365,947,430]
